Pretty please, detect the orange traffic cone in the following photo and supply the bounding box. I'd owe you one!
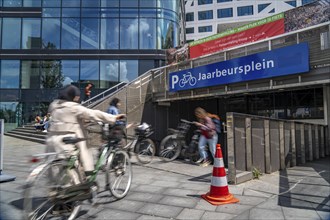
[201,144,239,205]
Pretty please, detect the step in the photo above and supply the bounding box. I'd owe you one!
[4,133,45,144]
[235,170,253,184]
[7,130,47,139]
[15,128,48,135]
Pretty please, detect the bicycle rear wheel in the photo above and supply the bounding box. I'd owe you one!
[105,150,132,199]
[135,138,156,164]
[23,159,82,220]
[159,135,182,161]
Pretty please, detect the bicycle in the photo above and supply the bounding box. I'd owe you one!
[23,125,132,220]
[123,122,156,164]
[159,119,200,162]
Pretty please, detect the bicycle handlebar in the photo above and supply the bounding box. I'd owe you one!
[180,119,194,124]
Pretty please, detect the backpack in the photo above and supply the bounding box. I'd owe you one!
[209,114,221,134]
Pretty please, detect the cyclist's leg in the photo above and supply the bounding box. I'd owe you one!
[207,133,218,160]
[198,135,208,160]
[77,141,95,177]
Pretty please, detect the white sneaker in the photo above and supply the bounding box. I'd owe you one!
[195,158,204,164]
[42,130,47,133]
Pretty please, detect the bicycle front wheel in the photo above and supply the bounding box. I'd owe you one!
[106,150,132,199]
[159,135,182,161]
[23,159,82,220]
[135,138,156,164]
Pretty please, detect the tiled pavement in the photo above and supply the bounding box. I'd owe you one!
[0,136,329,220]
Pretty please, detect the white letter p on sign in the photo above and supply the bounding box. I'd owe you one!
[171,75,179,89]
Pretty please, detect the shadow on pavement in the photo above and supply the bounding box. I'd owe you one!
[278,156,330,212]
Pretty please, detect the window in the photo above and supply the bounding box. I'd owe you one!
[285,1,296,7]
[198,10,213,20]
[42,0,61,7]
[62,0,80,7]
[61,18,80,49]
[120,0,138,7]
[198,0,212,5]
[217,8,233,18]
[237,5,253,16]
[82,0,100,7]
[42,18,60,49]
[0,60,20,89]
[139,18,156,49]
[80,60,99,87]
[81,18,100,49]
[40,60,62,88]
[199,25,212,33]
[258,3,270,13]
[140,0,156,7]
[100,60,119,88]
[3,0,22,7]
[120,19,138,49]
[61,60,79,86]
[22,18,41,49]
[119,60,138,82]
[269,8,275,13]
[186,12,194,22]
[100,18,119,49]
[21,61,40,89]
[217,0,232,2]
[302,0,314,5]
[23,0,41,7]
[186,27,194,34]
[101,0,119,7]
[2,18,21,49]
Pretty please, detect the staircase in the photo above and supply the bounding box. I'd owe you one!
[5,125,46,144]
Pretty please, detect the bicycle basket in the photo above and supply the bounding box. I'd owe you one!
[134,123,153,137]
[102,124,126,142]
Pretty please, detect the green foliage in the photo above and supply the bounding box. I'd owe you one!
[252,167,262,179]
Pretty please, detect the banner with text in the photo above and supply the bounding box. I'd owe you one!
[189,13,284,59]
[169,43,309,92]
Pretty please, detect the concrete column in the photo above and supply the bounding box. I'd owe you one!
[324,85,330,156]
[279,122,285,169]
[264,120,271,173]
[308,124,313,161]
[226,112,236,184]
[314,125,319,160]
[245,118,252,171]
[326,127,330,156]
[300,124,306,164]
[320,126,325,158]
[291,122,296,167]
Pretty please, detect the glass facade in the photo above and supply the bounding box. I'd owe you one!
[0,0,183,128]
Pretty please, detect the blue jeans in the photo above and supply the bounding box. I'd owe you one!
[198,133,218,160]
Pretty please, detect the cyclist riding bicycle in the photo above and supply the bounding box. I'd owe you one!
[46,85,125,179]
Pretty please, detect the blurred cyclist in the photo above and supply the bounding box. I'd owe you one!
[46,85,125,178]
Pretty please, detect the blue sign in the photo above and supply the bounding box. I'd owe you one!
[169,43,309,92]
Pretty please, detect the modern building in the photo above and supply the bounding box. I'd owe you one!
[0,0,185,130]
[185,0,316,42]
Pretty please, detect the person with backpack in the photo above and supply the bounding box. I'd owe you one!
[193,107,218,167]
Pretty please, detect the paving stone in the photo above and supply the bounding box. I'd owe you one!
[232,210,250,219]
[136,215,170,220]
[194,199,217,212]
[150,180,181,188]
[201,211,236,219]
[85,208,141,219]
[317,210,330,220]
[282,206,322,219]
[243,188,273,198]
[133,184,165,194]
[138,203,183,218]
[233,195,267,206]
[163,188,199,197]
[126,192,163,203]
[216,203,254,215]
[105,199,145,212]
[158,195,198,208]
[249,208,285,219]
[176,208,205,220]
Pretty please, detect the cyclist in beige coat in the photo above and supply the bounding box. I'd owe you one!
[46,85,125,178]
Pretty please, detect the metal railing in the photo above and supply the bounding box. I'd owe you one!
[226,112,329,184]
[81,82,127,108]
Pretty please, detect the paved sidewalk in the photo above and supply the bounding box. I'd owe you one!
[0,136,329,220]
